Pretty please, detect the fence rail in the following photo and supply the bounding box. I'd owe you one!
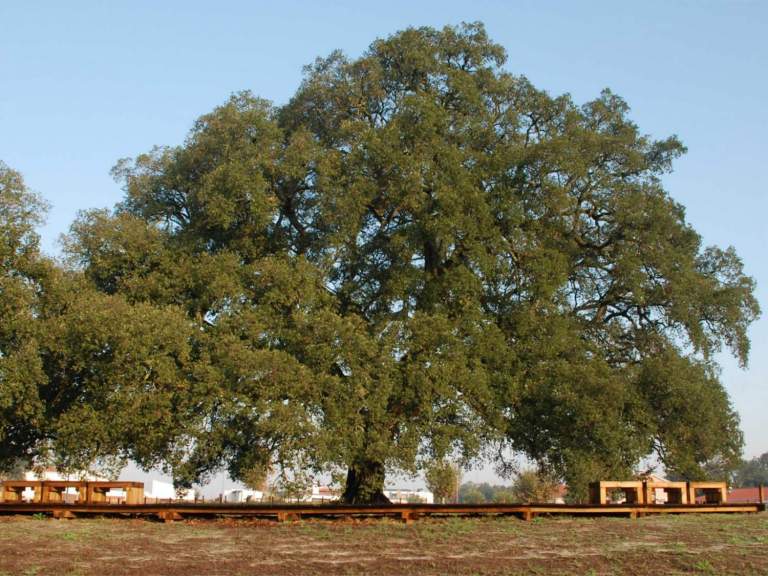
[0,500,763,523]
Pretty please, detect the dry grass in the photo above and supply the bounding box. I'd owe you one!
[0,512,766,575]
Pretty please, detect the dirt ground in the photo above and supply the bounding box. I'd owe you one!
[0,512,766,575]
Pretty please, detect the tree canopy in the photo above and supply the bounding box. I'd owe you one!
[425,460,461,503]
[733,453,768,487]
[1,23,760,502]
[0,161,198,478]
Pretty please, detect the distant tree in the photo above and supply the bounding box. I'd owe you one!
[477,483,497,503]
[425,460,460,503]
[734,453,768,487]
[458,482,487,504]
[699,456,737,483]
[490,487,516,504]
[458,481,523,503]
[510,469,560,503]
[274,474,313,502]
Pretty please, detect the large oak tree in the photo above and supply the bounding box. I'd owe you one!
[8,24,758,502]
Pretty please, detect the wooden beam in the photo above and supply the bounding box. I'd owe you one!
[0,501,761,522]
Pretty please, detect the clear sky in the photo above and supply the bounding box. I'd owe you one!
[1,1,766,488]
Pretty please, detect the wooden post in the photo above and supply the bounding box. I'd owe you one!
[2,481,42,503]
[125,484,144,505]
[157,511,183,523]
[759,485,764,503]
[87,484,107,504]
[644,482,653,505]
[52,510,76,520]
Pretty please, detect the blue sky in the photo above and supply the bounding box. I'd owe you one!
[2,1,766,483]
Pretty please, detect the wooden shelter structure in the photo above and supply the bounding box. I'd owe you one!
[1,480,42,503]
[589,479,731,506]
[41,481,88,504]
[1,480,143,505]
[87,481,144,504]
[687,481,727,504]
[643,480,688,505]
[589,480,645,504]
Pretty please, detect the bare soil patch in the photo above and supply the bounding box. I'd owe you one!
[0,512,766,575]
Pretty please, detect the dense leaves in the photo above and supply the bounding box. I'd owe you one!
[0,161,47,471]
[2,23,759,500]
[0,162,199,477]
[733,453,768,487]
[509,469,561,503]
[425,460,461,503]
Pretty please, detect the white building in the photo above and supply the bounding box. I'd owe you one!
[303,485,338,503]
[384,488,434,504]
[222,488,263,503]
[145,479,195,502]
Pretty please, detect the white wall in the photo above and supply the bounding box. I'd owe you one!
[146,480,195,501]
[223,489,263,503]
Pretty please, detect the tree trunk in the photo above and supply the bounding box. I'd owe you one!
[341,459,391,504]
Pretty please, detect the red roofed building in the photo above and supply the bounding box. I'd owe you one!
[727,487,765,503]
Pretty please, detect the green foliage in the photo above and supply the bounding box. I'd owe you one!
[0,457,26,480]
[239,463,270,492]
[273,473,312,502]
[459,473,559,504]
[406,493,427,503]
[510,468,560,503]
[458,481,517,504]
[0,162,46,467]
[2,22,759,502]
[458,483,487,504]
[0,162,202,478]
[733,452,768,487]
[425,460,460,503]
[635,349,744,481]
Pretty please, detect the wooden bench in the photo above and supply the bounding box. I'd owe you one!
[687,481,727,504]
[644,480,688,504]
[86,481,144,504]
[41,481,88,504]
[2,480,145,504]
[1,481,42,503]
[589,481,645,504]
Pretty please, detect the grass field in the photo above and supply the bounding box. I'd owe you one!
[0,512,766,575]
